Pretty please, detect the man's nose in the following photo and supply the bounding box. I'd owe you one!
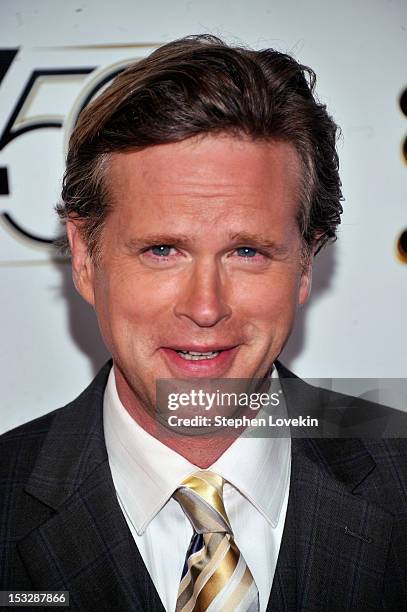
[174,260,232,328]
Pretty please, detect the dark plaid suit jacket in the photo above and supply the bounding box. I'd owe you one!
[1,361,407,611]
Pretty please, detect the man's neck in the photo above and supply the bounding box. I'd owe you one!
[113,366,244,468]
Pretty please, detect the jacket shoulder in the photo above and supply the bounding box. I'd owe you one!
[0,409,60,478]
[276,360,407,438]
[0,361,111,486]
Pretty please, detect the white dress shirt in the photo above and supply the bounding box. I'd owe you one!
[103,367,291,612]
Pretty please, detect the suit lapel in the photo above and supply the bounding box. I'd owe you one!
[267,365,395,611]
[266,466,297,611]
[18,363,165,612]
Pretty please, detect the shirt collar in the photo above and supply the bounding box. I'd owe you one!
[103,366,290,534]
[211,367,290,528]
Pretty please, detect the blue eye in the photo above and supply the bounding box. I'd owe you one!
[237,247,258,257]
[151,245,172,256]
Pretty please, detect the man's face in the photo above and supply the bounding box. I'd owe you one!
[69,134,312,414]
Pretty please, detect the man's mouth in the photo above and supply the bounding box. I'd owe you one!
[176,350,220,361]
[160,345,239,376]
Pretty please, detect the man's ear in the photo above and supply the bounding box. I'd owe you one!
[298,235,324,305]
[299,263,312,306]
[66,219,96,307]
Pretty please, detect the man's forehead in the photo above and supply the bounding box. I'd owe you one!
[99,136,303,248]
[107,134,302,188]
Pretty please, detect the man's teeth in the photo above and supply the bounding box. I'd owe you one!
[176,350,220,361]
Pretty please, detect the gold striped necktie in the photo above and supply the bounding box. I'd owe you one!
[174,471,259,612]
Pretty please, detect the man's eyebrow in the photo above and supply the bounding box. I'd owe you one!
[229,232,290,255]
[125,234,192,249]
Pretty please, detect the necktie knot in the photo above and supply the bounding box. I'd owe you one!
[174,470,232,535]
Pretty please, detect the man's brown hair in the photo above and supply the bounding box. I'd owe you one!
[57,34,343,260]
